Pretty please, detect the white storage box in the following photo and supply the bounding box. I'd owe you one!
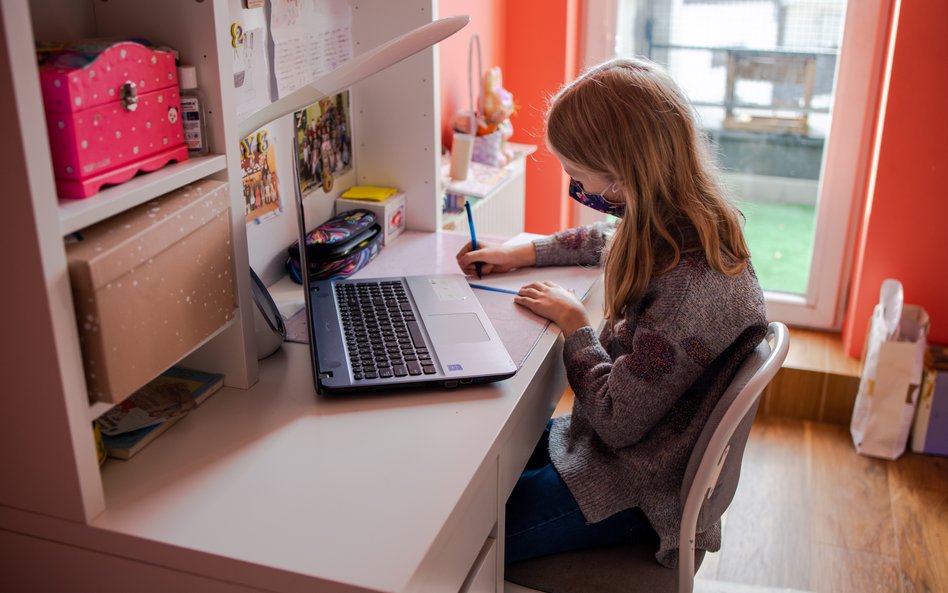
[335,192,406,245]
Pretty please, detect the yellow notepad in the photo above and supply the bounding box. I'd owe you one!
[341,186,399,202]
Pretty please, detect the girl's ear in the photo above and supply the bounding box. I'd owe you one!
[607,181,623,195]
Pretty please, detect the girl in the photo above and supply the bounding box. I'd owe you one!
[457,57,768,568]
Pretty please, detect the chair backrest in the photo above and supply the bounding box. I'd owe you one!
[676,322,789,592]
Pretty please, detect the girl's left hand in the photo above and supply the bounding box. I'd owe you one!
[514,281,590,336]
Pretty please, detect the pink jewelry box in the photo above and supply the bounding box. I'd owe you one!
[38,40,189,199]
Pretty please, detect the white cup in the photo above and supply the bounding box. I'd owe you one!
[450,133,475,180]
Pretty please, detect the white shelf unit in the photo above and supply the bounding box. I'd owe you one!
[1,0,257,524]
[59,154,227,235]
[1,0,453,577]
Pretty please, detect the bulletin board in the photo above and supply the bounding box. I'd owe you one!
[228,0,443,286]
[229,0,355,285]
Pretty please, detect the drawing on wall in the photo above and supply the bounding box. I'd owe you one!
[269,0,353,99]
[293,90,352,195]
[233,26,270,117]
[242,129,282,225]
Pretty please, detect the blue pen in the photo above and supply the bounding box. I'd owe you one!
[464,200,483,278]
[469,283,519,296]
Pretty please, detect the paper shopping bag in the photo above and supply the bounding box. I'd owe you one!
[850,279,930,460]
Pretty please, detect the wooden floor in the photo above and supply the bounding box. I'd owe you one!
[552,389,948,592]
[697,415,948,593]
[548,329,946,592]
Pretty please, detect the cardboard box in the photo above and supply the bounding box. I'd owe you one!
[66,179,235,403]
[911,345,948,456]
[335,192,406,244]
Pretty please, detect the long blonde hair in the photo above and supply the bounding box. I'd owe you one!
[546,57,751,321]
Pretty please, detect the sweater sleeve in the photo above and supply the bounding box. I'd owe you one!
[532,221,616,267]
[561,262,756,450]
[563,325,707,449]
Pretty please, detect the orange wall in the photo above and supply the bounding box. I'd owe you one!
[842,0,948,355]
[438,0,580,234]
[438,1,505,152]
[505,0,580,234]
[439,1,946,352]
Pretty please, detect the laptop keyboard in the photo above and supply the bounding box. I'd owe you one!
[335,281,437,380]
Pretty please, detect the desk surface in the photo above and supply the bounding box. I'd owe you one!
[76,232,601,593]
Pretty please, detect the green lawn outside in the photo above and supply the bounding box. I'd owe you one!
[735,200,816,295]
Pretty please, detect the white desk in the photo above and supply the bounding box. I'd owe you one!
[1,231,602,593]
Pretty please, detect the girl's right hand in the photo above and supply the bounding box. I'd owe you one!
[456,241,537,277]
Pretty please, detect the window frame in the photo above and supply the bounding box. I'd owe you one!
[579,0,892,329]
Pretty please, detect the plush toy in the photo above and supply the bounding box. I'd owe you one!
[480,66,515,133]
[450,66,516,167]
[476,66,516,166]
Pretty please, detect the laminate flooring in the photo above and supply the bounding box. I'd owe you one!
[547,387,946,593]
[697,416,948,593]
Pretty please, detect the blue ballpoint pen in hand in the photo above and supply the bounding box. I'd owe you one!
[464,200,483,278]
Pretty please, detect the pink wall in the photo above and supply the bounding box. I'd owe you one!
[505,0,580,234]
[437,1,505,152]
[438,0,579,234]
[842,0,948,355]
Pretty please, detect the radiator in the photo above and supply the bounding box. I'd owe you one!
[471,181,524,239]
[442,163,526,239]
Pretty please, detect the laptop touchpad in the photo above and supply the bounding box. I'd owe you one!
[425,313,490,344]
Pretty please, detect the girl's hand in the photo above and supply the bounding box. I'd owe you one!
[456,241,537,277]
[514,281,590,335]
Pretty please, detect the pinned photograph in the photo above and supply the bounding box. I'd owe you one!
[294,90,353,195]
[242,129,281,225]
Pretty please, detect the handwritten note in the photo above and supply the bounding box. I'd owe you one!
[269,0,353,100]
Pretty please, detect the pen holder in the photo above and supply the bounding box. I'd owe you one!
[450,132,475,180]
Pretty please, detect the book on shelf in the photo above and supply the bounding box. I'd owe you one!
[95,367,224,460]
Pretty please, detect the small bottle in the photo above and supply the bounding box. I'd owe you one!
[177,65,209,156]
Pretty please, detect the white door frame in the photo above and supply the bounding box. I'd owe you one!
[766,0,891,329]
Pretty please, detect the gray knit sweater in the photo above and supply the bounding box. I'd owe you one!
[532,222,767,567]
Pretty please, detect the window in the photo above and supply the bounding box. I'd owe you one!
[584,0,890,327]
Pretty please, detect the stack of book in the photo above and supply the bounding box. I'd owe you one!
[94,367,224,460]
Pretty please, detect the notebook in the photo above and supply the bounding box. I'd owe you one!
[290,140,517,394]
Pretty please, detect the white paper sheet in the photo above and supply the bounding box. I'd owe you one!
[269,0,353,99]
[234,28,270,117]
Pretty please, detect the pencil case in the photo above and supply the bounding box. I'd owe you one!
[286,209,383,283]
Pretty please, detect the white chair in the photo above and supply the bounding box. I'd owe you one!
[504,322,790,593]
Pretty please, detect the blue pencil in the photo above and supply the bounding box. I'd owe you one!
[464,200,483,279]
[469,283,520,296]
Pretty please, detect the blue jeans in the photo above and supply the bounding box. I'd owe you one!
[505,420,656,565]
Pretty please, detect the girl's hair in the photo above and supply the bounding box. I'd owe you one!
[546,57,752,321]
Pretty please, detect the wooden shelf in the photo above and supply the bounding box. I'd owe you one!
[762,328,862,426]
[783,327,861,377]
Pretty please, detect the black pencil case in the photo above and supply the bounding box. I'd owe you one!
[286,209,383,283]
